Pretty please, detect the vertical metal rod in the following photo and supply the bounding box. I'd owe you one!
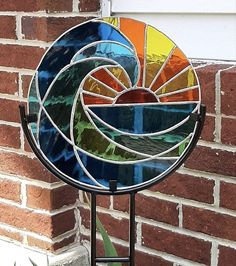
[91,193,97,266]
[129,192,136,266]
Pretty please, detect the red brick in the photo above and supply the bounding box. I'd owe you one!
[113,194,129,212]
[0,203,75,237]
[79,207,92,229]
[0,99,23,123]
[136,194,179,226]
[0,150,58,183]
[136,251,173,266]
[80,207,130,241]
[22,74,33,98]
[183,206,236,241]
[142,223,211,265]
[0,179,21,202]
[0,124,20,149]
[24,136,33,152]
[221,67,236,116]
[0,0,73,12]
[0,16,16,39]
[0,227,23,242]
[79,0,100,12]
[82,192,110,209]
[27,234,76,251]
[218,246,236,266]
[220,182,236,211]
[51,209,76,237]
[27,185,78,210]
[97,195,110,209]
[195,64,231,113]
[221,117,236,145]
[0,44,45,69]
[150,172,214,204]
[0,71,18,95]
[200,115,215,142]
[185,146,236,177]
[22,16,91,42]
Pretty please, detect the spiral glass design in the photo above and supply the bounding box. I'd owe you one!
[28,17,201,192]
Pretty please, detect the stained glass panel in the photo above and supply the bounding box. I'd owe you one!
[27,17,201,193]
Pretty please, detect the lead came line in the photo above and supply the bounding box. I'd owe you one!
[73,148,107,188]
[142,25,148,88]
[86,104,199,137]
[85,101,200,108]
[149,45,176,90]
[156,85,199,99]
[82,91,115,100]
[41,58,118,105]
[87,75,119,95]
[154,65,191,94]
[70,40,135,64]
[104,67,130,90]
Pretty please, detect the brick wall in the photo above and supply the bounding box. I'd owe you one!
[79,63,236,265]
[0,1,235,265]
[0,0,100,254]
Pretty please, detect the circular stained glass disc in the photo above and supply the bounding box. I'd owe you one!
[27,17,201,194]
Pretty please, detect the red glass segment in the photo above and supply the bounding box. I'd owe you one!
[92,68,125,92]
[83,94,113,105]
[116,89,157,104]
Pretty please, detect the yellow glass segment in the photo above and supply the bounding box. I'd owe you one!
[156,67,198,95]
[145,26,175,88]
[83,77,117,98]
[107,66,131,88]
[100,17,119,28]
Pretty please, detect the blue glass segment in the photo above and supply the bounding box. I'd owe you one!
[37,21,134,99]
[89,103,197,134]
[77,150,176,187]
[38,110,97,186]
[72,42,138,85]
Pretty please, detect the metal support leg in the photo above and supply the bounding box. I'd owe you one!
[90,192,136,265]
[129,192,136,266]
[91,193,97,266]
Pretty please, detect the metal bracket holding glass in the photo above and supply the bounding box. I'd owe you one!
[20,17,206,266]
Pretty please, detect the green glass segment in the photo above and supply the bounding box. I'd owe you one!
[28,74,40,140]
[73,99,144,162]
[91,117,195,156]
[29,75,40,115]
[43,59,117,138]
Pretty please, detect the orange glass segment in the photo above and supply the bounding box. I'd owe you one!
[159,88,199,102]
[120,18,145,87]
[107,66,131,89]
[92,68,124,92]
[151,47,190,92]
[145,26,175,88]
[83,77,117,98]
[83,94,113,105]
[156,67,198,95]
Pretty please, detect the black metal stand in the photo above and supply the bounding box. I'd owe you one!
[19,104,206,266]
[90,191,136,265]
